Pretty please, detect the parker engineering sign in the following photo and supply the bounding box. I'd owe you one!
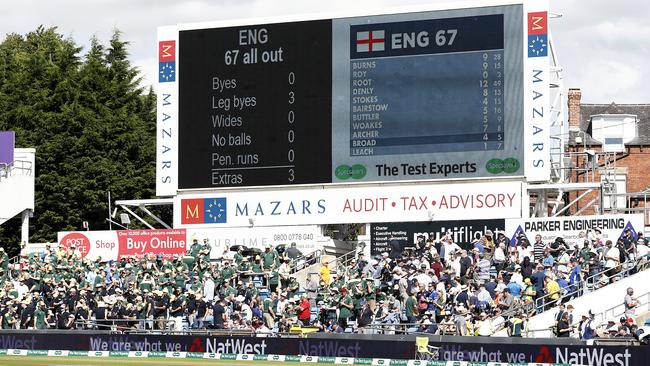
[505,214,644,247]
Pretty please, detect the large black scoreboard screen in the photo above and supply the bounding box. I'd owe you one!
[179,21,332,188]
[177,5,524,189]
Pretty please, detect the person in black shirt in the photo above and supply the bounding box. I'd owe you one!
[556,312,572,337]
[19,300,34,329]
[195,294,207,329]
[75,301,90,329]
[65,288,79,311]
[213,298,226,329]
[357,301,375,333]
[123,303,138,329]
[57,305,75,329]
[94,300,108,330]
[285,242,302,261]
[389,237,402,259]
[153,291,170,330]
[24,275,37,293]
[169,294,185,331]
[143,292,155,330]
[186,292,197,329]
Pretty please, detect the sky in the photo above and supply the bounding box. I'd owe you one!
[1,0,649,104]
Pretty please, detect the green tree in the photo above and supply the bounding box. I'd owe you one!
[0,27,157,256]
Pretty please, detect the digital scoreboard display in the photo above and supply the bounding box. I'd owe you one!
[347,15,505,156]
[179,21,332,188]
[177,5,523,189]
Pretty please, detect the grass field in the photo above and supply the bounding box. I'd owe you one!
[0,356,329,366]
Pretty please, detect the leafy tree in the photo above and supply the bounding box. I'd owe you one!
[0,27,157,257]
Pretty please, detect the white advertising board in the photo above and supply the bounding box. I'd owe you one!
[156,26,179,196]
[186,225,323,258]
[505,214,644,247]
[174,180,523,228]
[523,0,551,182]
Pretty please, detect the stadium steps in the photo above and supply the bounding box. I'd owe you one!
[0,149,35,226]
[526,268,650,337]
[633,309,650,326]
[293,254,336,289]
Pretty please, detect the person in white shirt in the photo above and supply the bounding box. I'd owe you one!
[415,266,432,287]
[477,285,492,308]
[442,237,461,263]
[519,240,533,262]
[556,248,570,273]
[278,260,291,288]
[510,265,524,286]
[475,312,494,336]
[239,298,253,321]
[449,254,461,278]
[203,274,215,302]
[426,244,439,259]
[276,293,289,315]
[635,240,649,260]
[491,309,506,336]
[15,280,29,300]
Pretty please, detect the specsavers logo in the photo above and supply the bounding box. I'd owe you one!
[486,158,520,174]
[335,164,367,180]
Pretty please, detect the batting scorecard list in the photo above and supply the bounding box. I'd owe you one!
[178,7,523,189]
[349,15,505,156]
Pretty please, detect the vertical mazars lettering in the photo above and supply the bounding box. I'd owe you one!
[156,26,179,196]
[523,1,550,182]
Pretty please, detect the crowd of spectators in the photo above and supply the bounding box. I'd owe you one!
[312,228,648,337]
[0,227,647,340]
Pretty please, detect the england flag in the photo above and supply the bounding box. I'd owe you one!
[356,30,385,53]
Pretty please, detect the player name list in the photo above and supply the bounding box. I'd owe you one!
[348,15,505,157]
[349,51,505,157]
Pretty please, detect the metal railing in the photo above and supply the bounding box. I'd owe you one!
[594,290,650,324]
[523,291,650,339]
[74,317,181,331]
[333,248,360,278]
[288,249,322,275]
[531,257,643,316]
[0,160,33,182]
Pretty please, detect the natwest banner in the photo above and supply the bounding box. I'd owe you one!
[57,229,187,261]
[174,180,523,228]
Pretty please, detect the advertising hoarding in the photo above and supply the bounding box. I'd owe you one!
[370,219,505,255]
[0,331,648,366]
[57,229,187,261]
[185,225,322,259]
[174,180,523,228]
[504,214,644,247]
[156,27,179,196]
[523,0,551,182]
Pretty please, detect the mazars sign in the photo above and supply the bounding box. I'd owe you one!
[174,180,523,228]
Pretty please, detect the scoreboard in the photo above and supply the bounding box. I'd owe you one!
[163,3,533,192]
[179,21,332,188]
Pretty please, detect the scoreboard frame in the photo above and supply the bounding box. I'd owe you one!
[155,0,550,196]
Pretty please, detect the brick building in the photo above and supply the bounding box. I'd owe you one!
[565,88,650,222]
